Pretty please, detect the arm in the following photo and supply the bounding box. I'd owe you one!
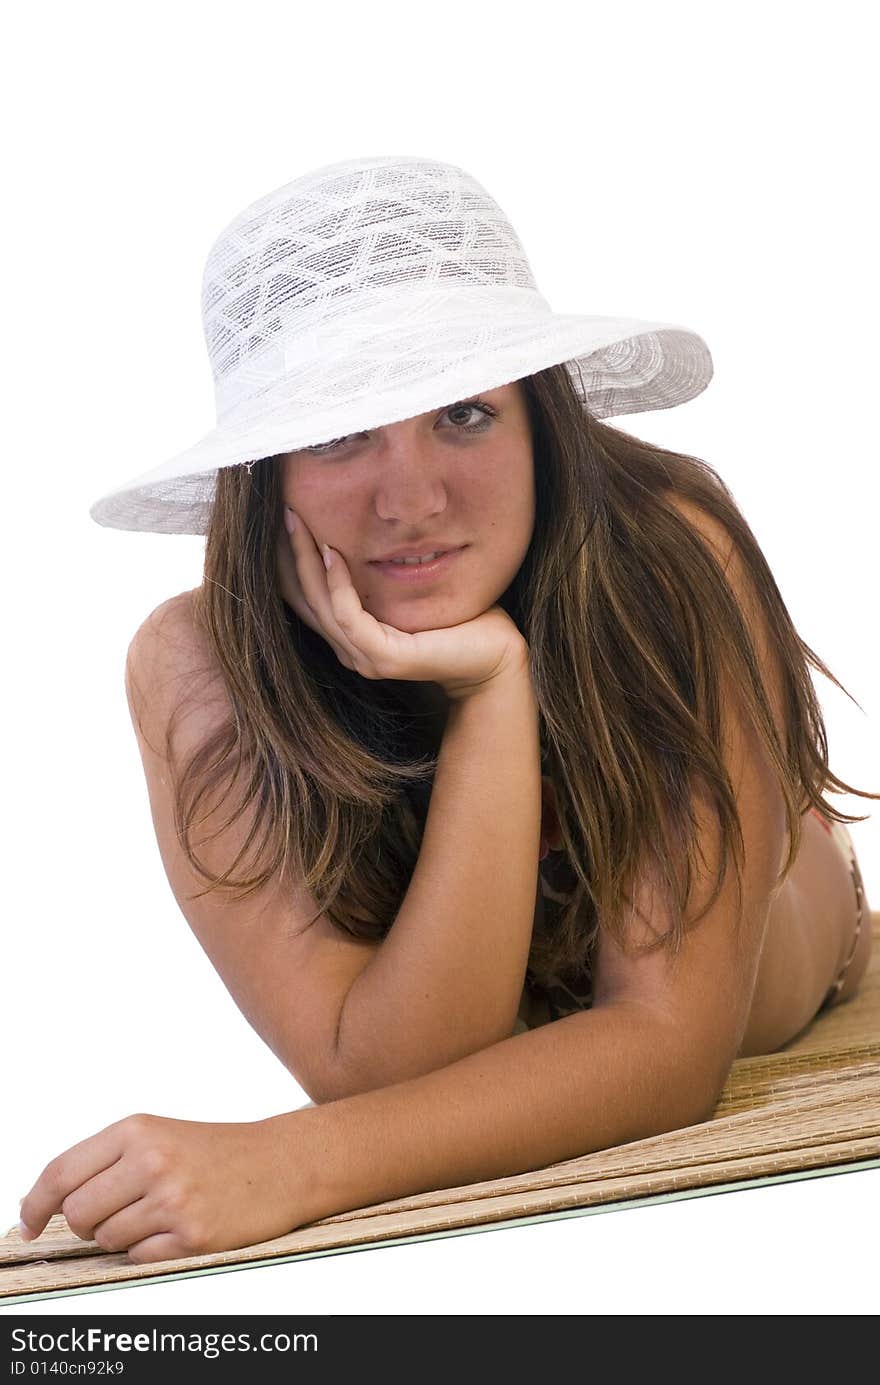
[16,998,717,1262]
[123,593,540,1107]
[282,499,794,1225]
[275,997,720,1226]
[332,655,543,1096]
[18,504,792,1261]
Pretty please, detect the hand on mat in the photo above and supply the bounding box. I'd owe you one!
[276,504,528,699]
[18,1111,322,1264]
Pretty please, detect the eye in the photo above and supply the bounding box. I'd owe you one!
[300,397,498,457]
[443,399,498,434]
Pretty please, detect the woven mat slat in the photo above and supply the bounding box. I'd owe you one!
[3,914,878,1301]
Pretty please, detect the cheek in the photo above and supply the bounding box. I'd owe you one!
[284,463,323,501]
[482,459,534,535]
[284,467,355,527]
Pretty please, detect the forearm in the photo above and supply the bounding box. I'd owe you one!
[277,1000,724,1228]
[333,658,543,1095]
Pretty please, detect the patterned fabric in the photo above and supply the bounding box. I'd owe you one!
[87,155,713,535]
[810,808,867,1009]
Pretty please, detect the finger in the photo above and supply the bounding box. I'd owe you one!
[279,509,348,641]
[282,509,370,667]
[322,544,411,675]
[276,523,355,667]
[55,1158,148,1243]
[91,1196,172,1256]
[283,507,347,635]
[19,1122,129,1240]
[126,1232,193,1265]
[275,526,320,629]
[283,506,411,678]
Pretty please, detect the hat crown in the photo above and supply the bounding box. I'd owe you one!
[201,156,545,413]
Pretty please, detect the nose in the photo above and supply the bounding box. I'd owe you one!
[371,426,449,522]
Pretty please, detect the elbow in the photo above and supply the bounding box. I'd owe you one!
[296,1077,341,1107]
[619,1004,734,1136]
[283,1066,337,1108]
[670,1055,732,1130]
[688,1082,727,1127]
[644,1081,722,1143]
[291,1067,362,1107]
[321,995,513,1100]
[288,986,380,1105]
[291,1044,397,1105]
[635,1072,725,1145]
[303,1068,373,1104]
[279,1044,359,1107]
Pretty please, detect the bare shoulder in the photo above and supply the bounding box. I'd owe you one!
[660,488,867,1045]
[122,588,379,1104]
[664,491,736,569]
[126,586,209,670]
[125,586,232,760]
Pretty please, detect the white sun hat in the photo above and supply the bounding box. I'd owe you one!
[88,154,713,536]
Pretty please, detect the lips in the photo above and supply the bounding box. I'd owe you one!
[369,544,465,564]
[369,547,465,582]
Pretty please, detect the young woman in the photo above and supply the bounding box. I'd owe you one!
[19,156,875,1265]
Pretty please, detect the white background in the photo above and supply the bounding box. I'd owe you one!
[3,0,877,1317]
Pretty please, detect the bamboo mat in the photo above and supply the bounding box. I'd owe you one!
[4,915,879,1304]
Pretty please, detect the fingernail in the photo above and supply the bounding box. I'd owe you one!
[283,507,297,535]
[18,1220,35,1241]
[322,544,334,571]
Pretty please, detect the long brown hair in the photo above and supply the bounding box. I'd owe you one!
[151,363,879,987]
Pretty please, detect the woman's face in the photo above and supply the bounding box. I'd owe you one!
[278,381,535,636]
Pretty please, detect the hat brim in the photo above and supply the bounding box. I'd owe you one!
[88,314,712,535]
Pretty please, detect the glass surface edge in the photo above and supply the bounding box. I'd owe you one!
[3,1157,879,1308]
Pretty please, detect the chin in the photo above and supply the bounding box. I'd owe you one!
[365,598,456,631]
[384,611,451,632]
